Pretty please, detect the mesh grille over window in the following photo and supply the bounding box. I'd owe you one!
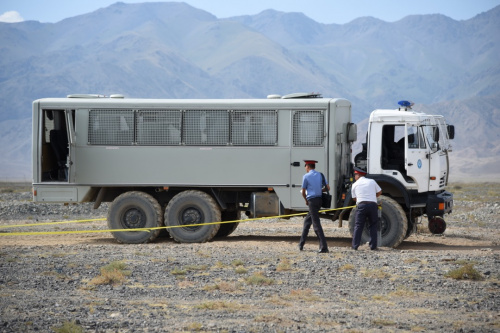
[136,110,182,145]
[232,110,277,145]
[293,110,324,146]
[183,110,229,145]
[88,109,134,145]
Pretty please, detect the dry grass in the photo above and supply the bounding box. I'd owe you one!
[444,263,483,280]
[195,300,240,311]
[276,258,292,272]
[338,263,355,272]
[89,261,130,286]
[52,320,84,333]
[361,268,391,279]
[284,288,320,301]
[245,272,275,285]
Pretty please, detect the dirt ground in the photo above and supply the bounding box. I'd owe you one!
[1,182,499,332]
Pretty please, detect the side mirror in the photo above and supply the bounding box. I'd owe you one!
[447,125,455,140]
[347,123,357,142]
[431,142,439,152]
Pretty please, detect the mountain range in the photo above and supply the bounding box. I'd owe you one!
[0,2,499,180]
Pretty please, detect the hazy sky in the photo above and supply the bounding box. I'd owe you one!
[1,0,499,24]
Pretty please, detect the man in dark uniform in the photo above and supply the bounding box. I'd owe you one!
[351,167,382,250]
[299,160,330,253]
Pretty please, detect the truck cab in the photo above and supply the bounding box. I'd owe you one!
[354,101,454,237]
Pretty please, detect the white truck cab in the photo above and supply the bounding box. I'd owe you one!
[353,101,454,240]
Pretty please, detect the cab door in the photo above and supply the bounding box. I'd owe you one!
[289,110,326,209]
[405,124,429,192]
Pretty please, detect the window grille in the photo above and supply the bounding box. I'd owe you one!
[88,109,134,145]
[292,110,324,146]
[136,110,182,145]
[183,110,229,145]
[232,110,277,145]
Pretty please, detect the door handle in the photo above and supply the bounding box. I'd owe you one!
[408,163,413,166]
[291,162,300,167]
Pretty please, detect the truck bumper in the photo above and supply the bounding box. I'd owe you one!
[426,191,453,217]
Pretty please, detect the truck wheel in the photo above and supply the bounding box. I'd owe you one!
[348,195,407,248]
[215,211,240,238]
[164,190,221,243]
[107,191,162,244]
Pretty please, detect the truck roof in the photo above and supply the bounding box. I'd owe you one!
[34,96,351,110]
[370,108,438,124]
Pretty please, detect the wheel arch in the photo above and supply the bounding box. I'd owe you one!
[368,174,410,210]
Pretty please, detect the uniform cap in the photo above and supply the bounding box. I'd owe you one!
[303,160,318,165]
[354,167,367,175]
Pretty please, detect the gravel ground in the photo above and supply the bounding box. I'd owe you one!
[0,183,499,332]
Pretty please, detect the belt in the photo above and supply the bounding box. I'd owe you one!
[358,201,376,205]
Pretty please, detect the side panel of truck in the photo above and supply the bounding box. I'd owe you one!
[33,97,352,213]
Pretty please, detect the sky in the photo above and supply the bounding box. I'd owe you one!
[1,0,499,24]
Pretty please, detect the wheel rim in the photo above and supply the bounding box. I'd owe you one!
[380,215,390,236]
[179,207,204,231]
[122,207,147,229]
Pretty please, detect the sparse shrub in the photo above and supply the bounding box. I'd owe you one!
[89,261,130,286]
[286,288,320,301]
[231,259,244,266]
[444,263,483,280]
[185,322,203,331]
[52,320,84,333]
[361,268,391,279]
[235,266,248,274]
[372,318,396,326]
[184,264,208,271]
[276,258,292,272]
[195,301,237,310]
[338,263,355,272]
[171,267,187,275]
[245,272,274,285]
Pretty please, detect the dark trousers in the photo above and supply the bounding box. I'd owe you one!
[299,197,328,250]
[352,202,378,249]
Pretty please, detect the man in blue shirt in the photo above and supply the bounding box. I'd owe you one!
[299,160,330,253]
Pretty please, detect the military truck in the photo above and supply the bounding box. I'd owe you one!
[32,94,454,247]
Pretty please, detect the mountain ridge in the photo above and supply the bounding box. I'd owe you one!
[0,2,499,180]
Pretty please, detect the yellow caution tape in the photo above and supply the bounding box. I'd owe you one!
[0,206,355,236]
[0,218,106,229]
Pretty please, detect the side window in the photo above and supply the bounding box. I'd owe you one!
[88,109,134,145]
[183,110,229,145]
[406,126,426,149]
[292,110,325,146]
[232,110,277,145]
[136,110,182,145]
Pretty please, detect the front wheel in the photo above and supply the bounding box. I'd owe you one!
[164,190,221,243]
[349,195,408,248]
[107,191,162,244]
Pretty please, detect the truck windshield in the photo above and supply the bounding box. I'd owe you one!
[423,120,452,152]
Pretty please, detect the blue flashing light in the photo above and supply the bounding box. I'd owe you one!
[398,100,414,108]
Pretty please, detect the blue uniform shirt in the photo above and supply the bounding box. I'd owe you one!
[302,169,326,200]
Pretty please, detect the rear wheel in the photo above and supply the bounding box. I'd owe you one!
[164,190,221,243]
[349,195,407,248]
[107,191,162,244]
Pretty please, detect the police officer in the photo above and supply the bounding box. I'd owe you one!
[299,160,329,253]
[351,167,382,250]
